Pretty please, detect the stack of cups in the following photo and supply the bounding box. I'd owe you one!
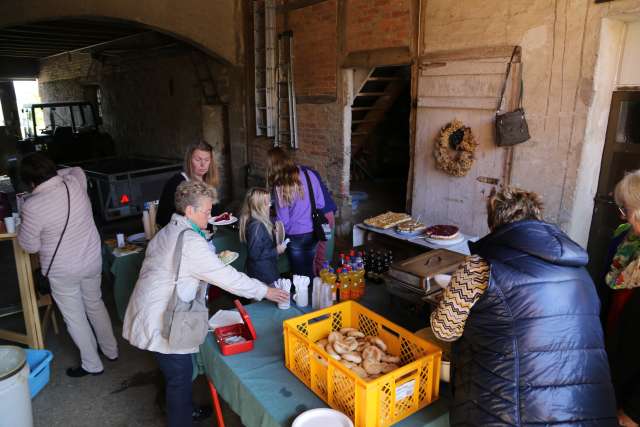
[312,277,323,309]
[274,278,292,309]
[292,275,310,308]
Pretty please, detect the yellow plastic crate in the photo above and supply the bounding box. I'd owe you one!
[283,301,442,427]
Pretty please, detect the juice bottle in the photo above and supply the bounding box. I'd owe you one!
[319,261,330,282]
[356,262,366,299]
[339,253,346,267]
[326,268,337,302]
[338,268,351,301]
[349,266,360,300]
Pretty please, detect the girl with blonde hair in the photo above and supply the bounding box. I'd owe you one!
[266,147,326,279]
[157,141,223,228]
[239,188,287,285]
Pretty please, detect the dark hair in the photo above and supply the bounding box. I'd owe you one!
[20,153,58,188]
[487,186,544,230]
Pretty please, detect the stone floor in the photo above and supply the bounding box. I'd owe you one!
[1,280,245,427]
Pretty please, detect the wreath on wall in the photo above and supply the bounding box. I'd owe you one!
[433,119,478,177]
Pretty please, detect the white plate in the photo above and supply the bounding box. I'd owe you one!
[218,251,239,266]
[292,408,353,427]
[424,234,465,246]
[208,215,238,226]
[127,232,146,243]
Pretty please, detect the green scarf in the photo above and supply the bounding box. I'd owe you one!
[605,223,640,289]
[187,219,207,239]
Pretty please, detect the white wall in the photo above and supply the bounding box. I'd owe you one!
[618,20,640,87]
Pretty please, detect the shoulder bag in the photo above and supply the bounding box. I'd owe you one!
[495,46,531,147]
[302,169,330,242]
[35,181,70,295]
[161,229,209,349]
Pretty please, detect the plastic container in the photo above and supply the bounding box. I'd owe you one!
[0,346,33,427]
[214,300,256,356]
[25,349,53,399]
[283,301,442,427]
[292,408,354,427]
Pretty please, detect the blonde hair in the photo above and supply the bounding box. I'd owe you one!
[487,186,544,230]
[175,180,218,215]
[266,147,303,207]
[239,187,274,243]
[614,170,640,222]
[184,141,220,188]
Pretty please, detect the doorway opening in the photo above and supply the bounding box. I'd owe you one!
[349,65,411,223]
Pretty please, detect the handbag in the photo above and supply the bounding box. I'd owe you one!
[35,181,70,295]
[161,228,209,349]
[302,169,330,242]
[495,46,530,147]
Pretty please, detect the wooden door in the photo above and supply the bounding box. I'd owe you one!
[587,90,640,281]
[412,47,518,237]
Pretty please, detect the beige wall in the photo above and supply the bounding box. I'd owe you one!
[415,0,640,244]
[618,19,640,86]
[0,0,242,65]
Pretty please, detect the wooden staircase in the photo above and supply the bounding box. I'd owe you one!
[350,66,409,181]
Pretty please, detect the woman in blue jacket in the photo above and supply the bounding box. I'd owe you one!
[431,186,617,426]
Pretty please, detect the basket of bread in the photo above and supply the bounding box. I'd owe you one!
[283,301,442,427]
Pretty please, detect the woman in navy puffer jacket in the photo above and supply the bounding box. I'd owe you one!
[432,187,617,426]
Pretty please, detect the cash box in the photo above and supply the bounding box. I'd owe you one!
[214,300,257,356]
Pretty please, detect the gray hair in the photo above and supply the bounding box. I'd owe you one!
[174,180,218,214]
[615,169,640,222]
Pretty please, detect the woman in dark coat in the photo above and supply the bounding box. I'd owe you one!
[431,186,617,426]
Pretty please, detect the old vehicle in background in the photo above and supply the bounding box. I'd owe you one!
[8,101,181,222]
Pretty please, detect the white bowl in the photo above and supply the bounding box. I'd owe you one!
[292,408,353,427]
[433,274,452,289]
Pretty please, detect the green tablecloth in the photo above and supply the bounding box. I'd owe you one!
[103,227,289,321]
[197,286,450,427]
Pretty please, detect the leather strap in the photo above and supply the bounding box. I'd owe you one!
[302,169,318,213]
[45,181,70,277]
[497,46,522,113]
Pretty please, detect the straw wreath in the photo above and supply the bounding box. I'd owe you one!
[433,119,478,177]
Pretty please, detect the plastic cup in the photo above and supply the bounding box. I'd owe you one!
[4,217,15,234]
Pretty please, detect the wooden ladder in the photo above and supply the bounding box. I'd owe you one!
[275,31,298,149]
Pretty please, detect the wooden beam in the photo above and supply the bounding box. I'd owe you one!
[419,45,519,63]
[277,0,329,12]
[343,46,412,68]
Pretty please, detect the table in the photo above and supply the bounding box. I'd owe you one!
[352,223,477,256]
[198,286,450,427]
[103,227,291,321]
[0,233,44,349]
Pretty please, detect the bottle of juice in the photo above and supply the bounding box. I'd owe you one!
[338,268,351,301]
[349,265,360,300]
[319,261,330,282]
[326,268,337,303]
[339,253,346,267]
[356,262,366,299]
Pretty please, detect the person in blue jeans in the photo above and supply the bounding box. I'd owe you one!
[267,147,325,279]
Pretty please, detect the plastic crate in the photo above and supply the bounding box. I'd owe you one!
[283,301,442,427]
[25,349,53,399]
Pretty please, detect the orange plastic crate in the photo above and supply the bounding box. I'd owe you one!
[283,301,442,427]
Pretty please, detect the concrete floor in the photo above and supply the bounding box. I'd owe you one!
[1,279,245,427]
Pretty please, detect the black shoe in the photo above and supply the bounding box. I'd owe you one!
[98,349,118,362]
[192,406,212,422]
[66,366,104,378]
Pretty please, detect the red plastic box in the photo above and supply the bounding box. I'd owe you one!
[214,300,257,356]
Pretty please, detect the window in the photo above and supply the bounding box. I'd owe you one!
[0,99,4,127]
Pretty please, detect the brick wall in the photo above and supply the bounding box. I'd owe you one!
[346,0,411,52]
[38,53,91,83]
[289,0,338,97]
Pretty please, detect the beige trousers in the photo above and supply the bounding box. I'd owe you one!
[49,273,118,373]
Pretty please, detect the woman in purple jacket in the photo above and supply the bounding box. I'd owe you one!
[267,148,324,279]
